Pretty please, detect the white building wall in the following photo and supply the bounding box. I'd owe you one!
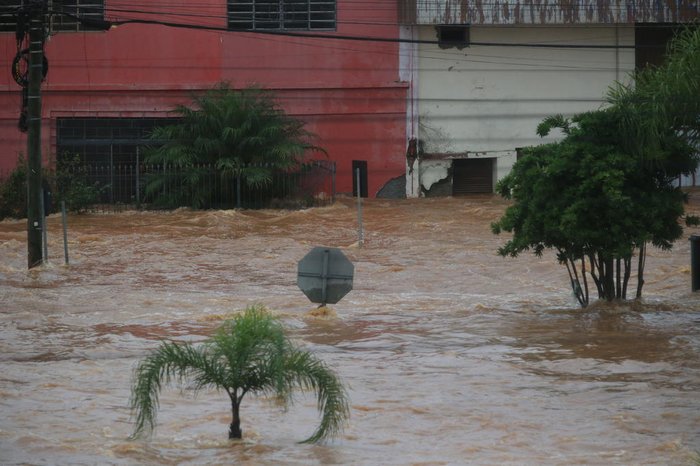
[400,25,421,197]
[411,25,635,195]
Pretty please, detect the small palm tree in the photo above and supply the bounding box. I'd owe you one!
[129,305,349,443]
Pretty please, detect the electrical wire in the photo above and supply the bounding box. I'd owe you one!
[40,5,656,50]
[0,3,691,109]
[1,4,691,53]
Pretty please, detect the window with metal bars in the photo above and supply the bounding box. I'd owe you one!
[0,1,105,33]
[228,0,335,31]
[0,1,27,32]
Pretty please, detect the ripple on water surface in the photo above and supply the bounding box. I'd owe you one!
[1,197,700,464]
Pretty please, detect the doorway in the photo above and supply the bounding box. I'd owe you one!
[352,160,368,197]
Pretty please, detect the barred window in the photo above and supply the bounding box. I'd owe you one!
[0,1,24,32]
[228,0,335,31]
[0,1,105,33]
[51,0,105,32]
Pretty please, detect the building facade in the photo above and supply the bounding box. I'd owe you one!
[0,1,407,198]
[2,1,698,201]
[398,0,700,196]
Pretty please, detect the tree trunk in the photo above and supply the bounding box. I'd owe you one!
[580,257,589,307]
[603,255,615,301]
[589,254,603,297]
[229,400,242,439]
[622,257,631,300]
[636,243,646,299]
[564,256,586,307]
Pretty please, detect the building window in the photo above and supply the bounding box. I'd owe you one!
[635,23,682,70]
[56,117,178,203]
[51,0,106,32]
[436,25,470,50]
[0,1,105,33]
[57,117,177,166]
[0,1,28,32]
[228,0,336,31]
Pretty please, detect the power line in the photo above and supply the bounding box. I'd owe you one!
[39,7,646,50]
[1,6,690,53]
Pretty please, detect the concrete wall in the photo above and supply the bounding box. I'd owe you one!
[405,24,635,195]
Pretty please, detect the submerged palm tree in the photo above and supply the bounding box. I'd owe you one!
[129,305,349,443]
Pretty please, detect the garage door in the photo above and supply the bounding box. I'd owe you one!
[452,158,493,195]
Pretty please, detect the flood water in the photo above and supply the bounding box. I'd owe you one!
[1,195,700,465]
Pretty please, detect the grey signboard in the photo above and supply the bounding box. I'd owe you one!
[297,247,354,305]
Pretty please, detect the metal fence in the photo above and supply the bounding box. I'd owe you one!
[1,160,336,213]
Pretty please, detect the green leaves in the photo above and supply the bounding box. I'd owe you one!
[494,27,700,305]
[143,84,323,208]
[493,108,693,304]
[129,340,226,438]
[129,304,349,443]
[607,25,700,159]
[536,114,570,137]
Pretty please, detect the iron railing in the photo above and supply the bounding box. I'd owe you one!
[1,160,336,214]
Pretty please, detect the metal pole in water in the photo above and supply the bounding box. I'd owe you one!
[135,147,140,207]
[356,168,364,246]
[321,249,329,305]
[332,162,336,203]
[691,235,700,292]
[61,201,69,265]
[39,191,47,263]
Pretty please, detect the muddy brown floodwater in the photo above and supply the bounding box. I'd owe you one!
[1,195,700,465]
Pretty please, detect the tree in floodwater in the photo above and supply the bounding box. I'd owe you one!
[492,110,696,306]
[129,305,349,443]
[144,84,324,208]
[492,26,700,307]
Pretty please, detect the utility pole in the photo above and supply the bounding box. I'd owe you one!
[26,0,45,269]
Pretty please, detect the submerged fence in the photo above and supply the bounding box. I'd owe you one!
[1,160,336,214]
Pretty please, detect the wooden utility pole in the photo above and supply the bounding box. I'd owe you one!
[26,0,44,268]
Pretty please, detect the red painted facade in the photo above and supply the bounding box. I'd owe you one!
[0,1,407,197]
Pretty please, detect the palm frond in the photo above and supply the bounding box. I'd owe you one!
[281,349,350,444]
[209,305,287,390]
[129,341,228,438]
[129,305,348,443]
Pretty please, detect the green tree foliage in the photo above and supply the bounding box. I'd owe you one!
[129,305,349,443]
[493,26,700,307]
[0,155,28,220]
[0,154,104,220]
[53,154,103,213]
[144,84,324,209]
[608,25,700,159]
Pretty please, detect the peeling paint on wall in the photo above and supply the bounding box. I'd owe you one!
[400,0,700,24]
[420,160,451,191]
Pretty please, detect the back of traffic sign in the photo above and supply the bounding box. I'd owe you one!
[297,247,354,305]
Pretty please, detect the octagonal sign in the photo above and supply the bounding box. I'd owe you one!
[297,247,354,305]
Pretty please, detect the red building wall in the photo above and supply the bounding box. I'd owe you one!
[0,1,407,197]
